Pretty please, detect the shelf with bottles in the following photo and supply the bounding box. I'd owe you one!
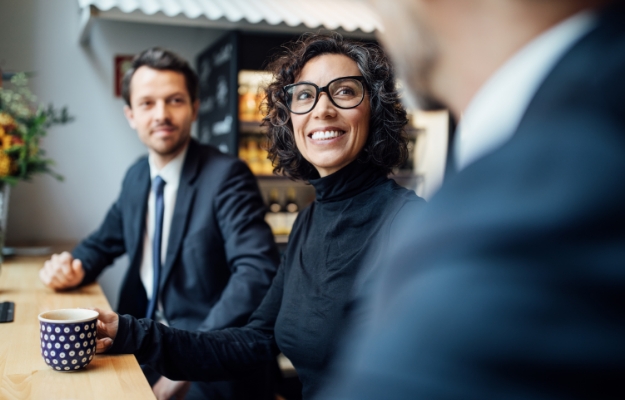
[238,70,270,126]
[239,135,273,176]
[238,69,273,176]
[239,120,267,135]
[262,184,315,238]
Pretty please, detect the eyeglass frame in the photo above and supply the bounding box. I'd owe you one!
[282,76,367,115]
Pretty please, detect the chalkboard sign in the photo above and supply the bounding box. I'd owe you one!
[196,32,239,155]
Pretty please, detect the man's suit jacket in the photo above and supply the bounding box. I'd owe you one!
[73,139,280,333]
[320,4,625,399]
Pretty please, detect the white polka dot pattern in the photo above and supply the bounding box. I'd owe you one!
[39,319,98,372]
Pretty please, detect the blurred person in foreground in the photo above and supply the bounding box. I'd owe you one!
[317,0,625,398]
[39,47,280,400]
[93,34,425,399]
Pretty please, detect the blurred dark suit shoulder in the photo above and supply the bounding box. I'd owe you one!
[321,5,625,399]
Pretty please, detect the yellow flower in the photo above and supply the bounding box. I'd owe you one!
[0,151,12,177]
[0,126,5,137]
[0,112,15,127]
[2,136,12,150]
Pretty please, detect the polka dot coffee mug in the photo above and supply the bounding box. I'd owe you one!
[38,309,99,371]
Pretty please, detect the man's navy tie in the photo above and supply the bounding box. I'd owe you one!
[145,175,166,319]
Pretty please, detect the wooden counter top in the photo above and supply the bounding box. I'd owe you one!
[0,255,155,399]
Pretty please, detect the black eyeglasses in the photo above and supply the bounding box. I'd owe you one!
[283,76,366,115]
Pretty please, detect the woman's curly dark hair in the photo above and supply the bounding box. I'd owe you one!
[263,33,409,181]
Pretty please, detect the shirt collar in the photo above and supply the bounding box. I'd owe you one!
[454,10,597,171]
[148,142,189,187]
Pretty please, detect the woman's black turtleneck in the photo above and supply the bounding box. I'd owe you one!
[110,160,425,399]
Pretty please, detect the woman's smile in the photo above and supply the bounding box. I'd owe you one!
[308,126,347,141]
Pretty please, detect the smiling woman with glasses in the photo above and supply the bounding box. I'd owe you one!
[93,33,426,400]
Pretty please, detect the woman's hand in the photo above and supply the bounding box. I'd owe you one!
[153,377,191,400]
[93,307,119,353]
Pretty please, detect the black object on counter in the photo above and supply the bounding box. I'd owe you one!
[0,301,14,323]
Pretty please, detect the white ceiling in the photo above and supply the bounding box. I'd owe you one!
[78,0,382,44]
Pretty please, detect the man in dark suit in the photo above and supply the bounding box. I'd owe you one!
[318,0,625,398]
[39,48,280,400]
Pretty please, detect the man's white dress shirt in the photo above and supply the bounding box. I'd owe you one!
[454,11,597,171]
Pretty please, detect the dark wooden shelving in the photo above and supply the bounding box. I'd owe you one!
[239,120,266,135]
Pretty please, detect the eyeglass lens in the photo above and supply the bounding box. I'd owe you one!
[286,78,364,114]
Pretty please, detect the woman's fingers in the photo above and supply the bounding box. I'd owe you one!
[96,337,113,353]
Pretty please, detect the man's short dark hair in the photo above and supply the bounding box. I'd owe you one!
[121,47,199,107]
[263,33,409,181]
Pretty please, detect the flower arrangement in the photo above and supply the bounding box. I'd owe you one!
[0,73,73,185]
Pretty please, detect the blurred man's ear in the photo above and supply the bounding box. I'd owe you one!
[123,105,137,130]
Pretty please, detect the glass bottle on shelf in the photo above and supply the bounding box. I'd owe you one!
[239,70,272,124]
[239,83,258,122]
[265,188,287,236]
[284,187,299,233]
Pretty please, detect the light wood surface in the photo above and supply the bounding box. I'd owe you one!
[0,255,155,400]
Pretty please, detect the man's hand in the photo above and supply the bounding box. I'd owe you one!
[94,307,119,353]
[153,377,192,400]
[39,251,85,289]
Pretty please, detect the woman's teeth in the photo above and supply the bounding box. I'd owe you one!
[311,130,344,140]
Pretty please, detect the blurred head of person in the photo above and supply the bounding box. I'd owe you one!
[263,33,409,179]
[367,0,610,115]
[122,47,199,167]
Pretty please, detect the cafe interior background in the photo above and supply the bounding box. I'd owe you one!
[0,0,449,310]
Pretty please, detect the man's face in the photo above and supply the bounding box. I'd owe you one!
[124,66,197,159]
[369,0,445,111]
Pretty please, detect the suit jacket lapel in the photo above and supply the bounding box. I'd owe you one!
[129,160,151,269]
[161,140,200,287]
